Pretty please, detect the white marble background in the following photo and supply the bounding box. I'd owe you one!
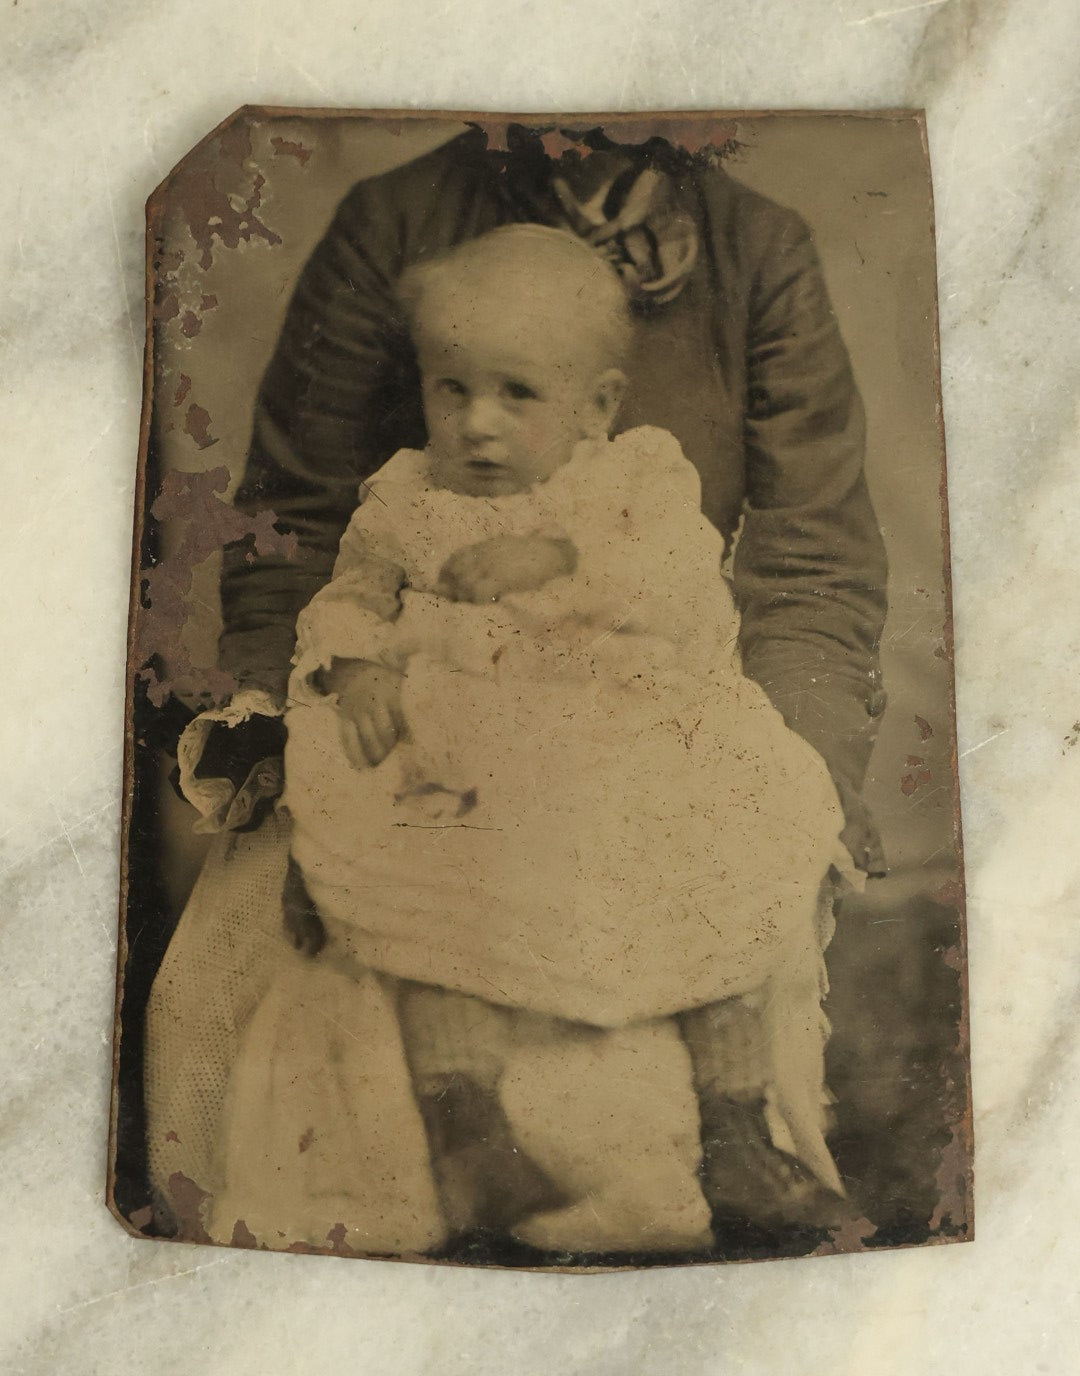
[1,0,1078,1371]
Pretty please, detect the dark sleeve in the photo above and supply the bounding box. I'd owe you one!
[733,205,889,873]
[219,134,501,702]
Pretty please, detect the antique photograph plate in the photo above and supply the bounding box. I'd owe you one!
[110,108,971,1270]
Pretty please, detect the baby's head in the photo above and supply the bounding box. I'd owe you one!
[401,225,632,497]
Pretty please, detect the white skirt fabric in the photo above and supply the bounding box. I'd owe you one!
[286,648,846,1028]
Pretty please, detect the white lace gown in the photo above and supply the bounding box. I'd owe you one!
[285,426,849,1028]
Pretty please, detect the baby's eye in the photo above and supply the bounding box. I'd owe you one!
[503,379,539,402]
[438,378,467,397]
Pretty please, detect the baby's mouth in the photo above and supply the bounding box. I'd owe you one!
[465,457,506,478]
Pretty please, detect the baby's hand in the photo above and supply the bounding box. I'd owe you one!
[436,534,578,604]
[318,659,406,768]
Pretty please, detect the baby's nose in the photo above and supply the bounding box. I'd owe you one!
[460,395,502,441]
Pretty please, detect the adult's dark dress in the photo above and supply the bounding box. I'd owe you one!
[203,125,887,1248]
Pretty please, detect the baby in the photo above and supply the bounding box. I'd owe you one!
[214,225,850,1255]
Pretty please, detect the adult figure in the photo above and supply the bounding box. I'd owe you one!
[174,121,887,1248]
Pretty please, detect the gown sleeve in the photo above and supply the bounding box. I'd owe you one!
[289,466,416,697]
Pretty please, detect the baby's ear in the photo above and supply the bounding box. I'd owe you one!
[590,369,628,435]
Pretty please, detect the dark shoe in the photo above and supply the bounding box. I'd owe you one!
[699,1096,854,1233]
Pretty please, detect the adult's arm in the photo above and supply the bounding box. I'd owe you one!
[733,198,888,873]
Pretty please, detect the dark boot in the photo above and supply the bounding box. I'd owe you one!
[697,1094,852,1233]
[680,998,852,1239]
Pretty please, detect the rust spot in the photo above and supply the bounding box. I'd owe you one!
[475,117,740,164]
[933,878,964,909]
[539,129,590,160]
[901,764,933,795]
[298,1126,315,1154]
[129,1205,154,1230]
[154,249,219,342]
[915,714,933,740]
[928,1119,973,1239]
[166,119,282,271]
[134,466,298,706]
[164,1129,181,1144]
[594,116,740,157]
[166,1172,213,1245]
[173,373,192,407]
[230,1218,259,1248]
[812,1212,874,1256]
[182,403,218,449]
[270,135,313,166]
[325,1222,359,1257]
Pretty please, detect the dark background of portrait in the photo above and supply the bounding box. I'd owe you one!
[120,112,968,1247]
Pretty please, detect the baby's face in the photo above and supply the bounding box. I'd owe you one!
[416,289,622,499]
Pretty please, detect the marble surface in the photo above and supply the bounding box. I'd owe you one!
[1,0,1078,1371]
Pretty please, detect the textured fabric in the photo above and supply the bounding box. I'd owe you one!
[284,428,849,1026]
[144,811,293,1228]
[209,957,445,1254]
[218,128,888,872]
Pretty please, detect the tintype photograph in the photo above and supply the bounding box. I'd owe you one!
[111,108,971,1270]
